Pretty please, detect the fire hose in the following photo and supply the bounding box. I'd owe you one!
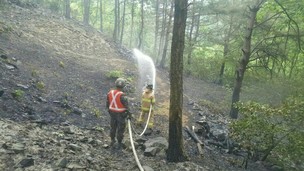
[128,118,144,171]
[139,104,153,136]
[127,104,153,171]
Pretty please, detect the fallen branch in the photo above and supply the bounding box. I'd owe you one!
[185,126,204,156]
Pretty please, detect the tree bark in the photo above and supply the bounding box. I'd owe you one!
[167,0,188,162]
[157,0,168,64]
[120,0,126,44]
[230,0,264,119]
[83,0,90,26]
[99,0,103,31]
[153,0,160,58]
[186,0,197,65]
[129,0,135,47]
[113,0,120,41]
[65,0,71,19]
[137,0,144,49]
[159,0,173,69]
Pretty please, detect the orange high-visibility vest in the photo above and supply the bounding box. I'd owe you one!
[108,90,127,112]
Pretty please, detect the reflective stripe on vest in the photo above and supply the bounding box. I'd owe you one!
[108,90,127,112]
[141,98,155,111]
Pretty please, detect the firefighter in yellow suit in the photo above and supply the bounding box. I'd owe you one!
[137,84,155,129]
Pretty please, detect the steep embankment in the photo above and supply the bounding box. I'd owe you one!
[0,2,270,171]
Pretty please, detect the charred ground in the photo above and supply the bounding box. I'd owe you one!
[0,2,271,171]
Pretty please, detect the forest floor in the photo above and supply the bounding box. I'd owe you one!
[0,1,273,171]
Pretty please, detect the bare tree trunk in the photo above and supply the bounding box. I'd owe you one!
[137,0,144,49]
[99,0,103,31]
[65,0,71,19]
[230,0,265,119]
[157,0,168,64]
[159,0,173,69]
[83,0,90,26]
[129,0,135,47]
[113,0,119,41]
[120,0,126,44]
[217,41,228,85]
[167,0,188,162]
[217,14,233,85]
[186,0,200,69]
[153,0,160,58]
[186,0,195,65]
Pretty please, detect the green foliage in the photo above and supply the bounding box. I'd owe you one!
[230,96,304,170]
[92,107,101,118]
[36,81,45,90]
[80,99,103,118]
[106,70,123,79]
[11,89,25,100]
[48,1,60,12]
[31,69,38,77]
[93,126,104,132]
[0,23,13,34]
[63,92,69,98]
[59,61,65,68]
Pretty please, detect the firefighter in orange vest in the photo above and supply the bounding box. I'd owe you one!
[106,78,131,148]
[137,84,155,129]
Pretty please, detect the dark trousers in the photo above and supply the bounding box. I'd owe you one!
[109,112,127,143]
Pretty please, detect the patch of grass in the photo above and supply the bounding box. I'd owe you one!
[80,99,102,118]
[59,61,65,68]
[92,107,102,118]
[36,81,45,90]
[0,23,13,34]
[93,126,104,132]
[63,92,69,99]
[106,70,123,79]
[11,89,24,100]
[63,109,72,115]
[31,69,38,77]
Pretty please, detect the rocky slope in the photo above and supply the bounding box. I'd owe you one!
[0,1,273,171]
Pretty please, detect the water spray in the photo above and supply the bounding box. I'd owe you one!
[126,49,156,170]
[132,48,156,94]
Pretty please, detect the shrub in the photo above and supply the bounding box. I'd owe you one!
[59,61,65,68]
[106,70,123,79]
[230,96,304,170]
[11,89,24,100]
[36,81,45,90]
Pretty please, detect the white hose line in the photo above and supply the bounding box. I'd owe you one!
[139,104,153,136]
[128,119,145,171]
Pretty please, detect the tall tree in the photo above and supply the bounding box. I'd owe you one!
[83,0,90,25]
[120,0,127,44]
[216,14,234,85]
[159,0,174,69]
[99,0,103,31]
[113,0,120,41]
[137,0,144,49]
[186,0,200,65]
[229,0,265,119]
[129,0,135,47]
[65,0,71,19]
[167,0,188,162]
[157,0,168,64]
[153,0,160,58]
